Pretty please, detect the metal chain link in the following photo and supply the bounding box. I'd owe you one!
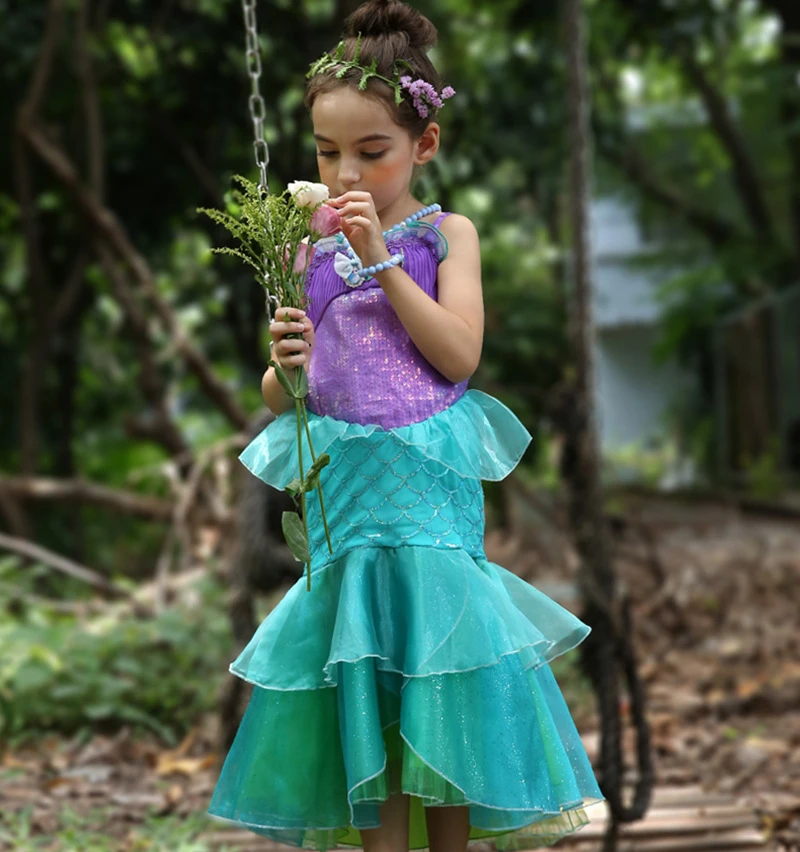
[242,0,269,192]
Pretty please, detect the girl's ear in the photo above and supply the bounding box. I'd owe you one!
[414,122,440,166]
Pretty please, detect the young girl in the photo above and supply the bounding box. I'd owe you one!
[209,1,603,849]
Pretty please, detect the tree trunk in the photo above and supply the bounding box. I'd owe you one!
[768,1,800,264]
[564,5,654,843]
[564,0,616,616]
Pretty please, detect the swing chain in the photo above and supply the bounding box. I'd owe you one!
[242,0,269,192]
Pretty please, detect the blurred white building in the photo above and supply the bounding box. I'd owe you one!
[589,195,697,484]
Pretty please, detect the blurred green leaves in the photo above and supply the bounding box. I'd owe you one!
[3,0,800,579]
[0,560,233,746]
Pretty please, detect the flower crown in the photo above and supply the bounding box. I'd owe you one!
[307,33,455,119]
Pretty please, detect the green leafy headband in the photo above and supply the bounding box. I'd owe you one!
[307,33,455,119]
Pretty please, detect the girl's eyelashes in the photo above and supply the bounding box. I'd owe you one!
[316,151,387,161]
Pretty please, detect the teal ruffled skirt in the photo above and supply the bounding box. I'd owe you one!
[209,390,603,849]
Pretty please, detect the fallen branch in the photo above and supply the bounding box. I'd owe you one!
[0,532,129,598]
[18,123,249,432]
[95,241,189,458]
[0,475,177,521]
[0,474,236,529]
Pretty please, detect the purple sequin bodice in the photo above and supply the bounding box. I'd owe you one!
[305,219,467,429]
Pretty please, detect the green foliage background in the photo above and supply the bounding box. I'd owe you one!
[2,0,800,740]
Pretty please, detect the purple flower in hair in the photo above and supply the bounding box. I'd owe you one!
[399,76,455,118]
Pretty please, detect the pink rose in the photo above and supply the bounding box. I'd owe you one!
[310,204,342,240]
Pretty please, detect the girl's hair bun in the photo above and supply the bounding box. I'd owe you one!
[306,0,445,136]
[343,0,437,52]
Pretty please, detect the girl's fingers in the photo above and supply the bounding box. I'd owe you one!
[273,306,306,322]
[275,337,310,351]
[274,340,311,366]
[270,321,307,336]
[270,307,308,339]
[337,201,372,218]
[268,307,313,371]
[331,191,371,205]
[342,216,372,231]
[274,340,309,370]
[277,354,307,370]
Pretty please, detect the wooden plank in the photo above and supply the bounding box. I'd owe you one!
[574,815,760,839]
[565,832,766,851]
[532,789,768,850]
[207,827,767,852]
[205,834,288,851]
[204,789,769,851]
[616,832,766,851]
[592,803,750,819]
[646,786,745,809]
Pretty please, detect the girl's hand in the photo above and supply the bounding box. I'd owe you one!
[328,191,390,268]
[269,306,315,371]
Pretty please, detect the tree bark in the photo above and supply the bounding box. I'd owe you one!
[14,0,66,477]
[567,7,654,839]
[0,532,130,598]
[565,0,617,610]
[761,0,800,265]
[95,242,190,459]
[567,3,654,845]
[679,49,777,248]
[599,0,796,287]
[0,474,229,525]
[21,122,250,431]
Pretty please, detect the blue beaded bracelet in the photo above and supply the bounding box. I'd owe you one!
[358,251,404,279]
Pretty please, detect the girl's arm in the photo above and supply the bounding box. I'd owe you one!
[374,214,484,383]
[261,368,294,416]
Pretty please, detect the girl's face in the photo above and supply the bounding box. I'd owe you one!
[311,87,438,215]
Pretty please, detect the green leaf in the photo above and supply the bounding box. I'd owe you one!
[268,360,298,398]
[308,453,330,476]
[304,453,330,491]
[285,453,329,496]
[282,512,311,564]
[285,478,303,497]
[295,368,309,399]
[85,704,116,720]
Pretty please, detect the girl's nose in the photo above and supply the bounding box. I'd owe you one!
[338,158,360,186]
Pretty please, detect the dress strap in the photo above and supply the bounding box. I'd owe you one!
[433,211,452,229]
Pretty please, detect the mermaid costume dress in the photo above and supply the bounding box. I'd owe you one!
[208,213,604,849]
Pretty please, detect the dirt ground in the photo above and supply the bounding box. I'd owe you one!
[2,495,799,850]
[490,492,800,850]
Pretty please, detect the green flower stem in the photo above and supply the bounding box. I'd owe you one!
[294,394,311,592]
[300,401,333,555]
[198,177,333,591]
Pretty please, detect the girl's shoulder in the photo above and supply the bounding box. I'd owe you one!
[436,211,477,234]
[385,210,478,262]
[435,213,480,260]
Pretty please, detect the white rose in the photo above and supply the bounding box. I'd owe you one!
[287,180,330,208]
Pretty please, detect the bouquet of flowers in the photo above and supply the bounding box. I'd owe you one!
[199,177,341,590]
